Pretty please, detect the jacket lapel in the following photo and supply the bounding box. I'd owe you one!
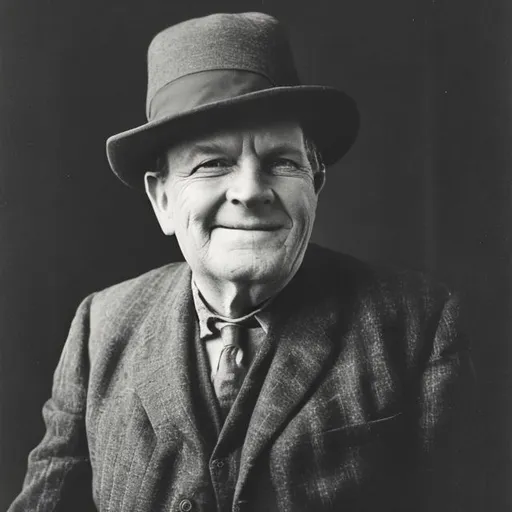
[235,263,343,501]
[132,263,205,445]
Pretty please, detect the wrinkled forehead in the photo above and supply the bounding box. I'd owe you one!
[164,117,307,163]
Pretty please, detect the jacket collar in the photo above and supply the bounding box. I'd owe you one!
[132,263,207,444]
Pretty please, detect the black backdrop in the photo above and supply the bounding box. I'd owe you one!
[1,0,510,510]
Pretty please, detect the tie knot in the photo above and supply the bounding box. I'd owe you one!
[219,322,242,348]
[209,316,259,344]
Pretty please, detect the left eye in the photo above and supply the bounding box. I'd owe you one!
[269,158,298,169]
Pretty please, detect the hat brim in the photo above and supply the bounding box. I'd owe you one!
[106,85,359,188]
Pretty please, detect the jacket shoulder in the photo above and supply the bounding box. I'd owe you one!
[304,243,452,313]
[87,261,189,335]
[304,244,460,371]
[94,261,186,300]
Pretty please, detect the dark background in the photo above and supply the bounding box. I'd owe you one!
[1,0,510,509]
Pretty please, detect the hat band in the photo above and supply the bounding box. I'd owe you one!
[147,70,275,121]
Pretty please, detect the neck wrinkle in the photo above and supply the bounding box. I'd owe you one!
[192,273,282,318]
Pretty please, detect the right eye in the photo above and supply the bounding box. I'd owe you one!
[194,158,232,172]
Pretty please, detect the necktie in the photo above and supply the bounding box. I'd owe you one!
[213,323,247,419]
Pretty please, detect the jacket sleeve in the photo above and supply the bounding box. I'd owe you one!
[413,289,479,512]
[8,294,96,512]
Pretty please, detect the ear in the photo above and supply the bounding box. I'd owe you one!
[144,172,175,236]
[313,168,326,195]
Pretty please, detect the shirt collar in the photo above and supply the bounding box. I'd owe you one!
[191,279,271,338]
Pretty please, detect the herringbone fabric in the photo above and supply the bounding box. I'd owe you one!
[8,244,477,512]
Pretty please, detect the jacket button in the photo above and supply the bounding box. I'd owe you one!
[211,459,225,469]
[179,499,193,512]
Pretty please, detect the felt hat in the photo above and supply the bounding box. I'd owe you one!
[106,12,359,188]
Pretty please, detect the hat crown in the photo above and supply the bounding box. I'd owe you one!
[146,12,300,118]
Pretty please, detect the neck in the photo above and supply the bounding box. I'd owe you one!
[192,274,284,318]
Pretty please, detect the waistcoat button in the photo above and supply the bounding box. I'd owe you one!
[211,459,225,469]
[179,498,193,512]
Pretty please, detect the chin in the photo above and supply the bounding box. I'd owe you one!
[215,253,291,284]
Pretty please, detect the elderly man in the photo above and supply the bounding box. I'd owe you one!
[10,12,474,512]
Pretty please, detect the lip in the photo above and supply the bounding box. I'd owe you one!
[213,224,283,231]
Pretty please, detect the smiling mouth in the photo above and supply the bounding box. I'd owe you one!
[215,225,283,231]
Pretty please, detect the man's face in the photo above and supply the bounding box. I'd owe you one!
[145,119,324,289]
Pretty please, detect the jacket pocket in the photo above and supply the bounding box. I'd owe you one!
[271,411,408,505]
[317,411,404,443]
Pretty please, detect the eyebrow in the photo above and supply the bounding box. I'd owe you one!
[174,142,234,164]
[260,144,307,160]
[178,140,307,162]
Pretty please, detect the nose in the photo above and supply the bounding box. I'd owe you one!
[225,158,274,208]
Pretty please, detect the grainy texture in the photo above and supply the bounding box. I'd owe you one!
[8,244,475,512]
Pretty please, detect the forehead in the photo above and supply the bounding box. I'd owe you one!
[164,119,306,163]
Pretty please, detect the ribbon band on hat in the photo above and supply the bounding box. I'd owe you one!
[148,70,274,122]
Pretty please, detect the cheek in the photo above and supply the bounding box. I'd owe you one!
[281,183,318,234]
[170,181,221,240]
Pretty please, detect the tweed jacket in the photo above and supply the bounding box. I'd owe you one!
[9,244,474,512]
